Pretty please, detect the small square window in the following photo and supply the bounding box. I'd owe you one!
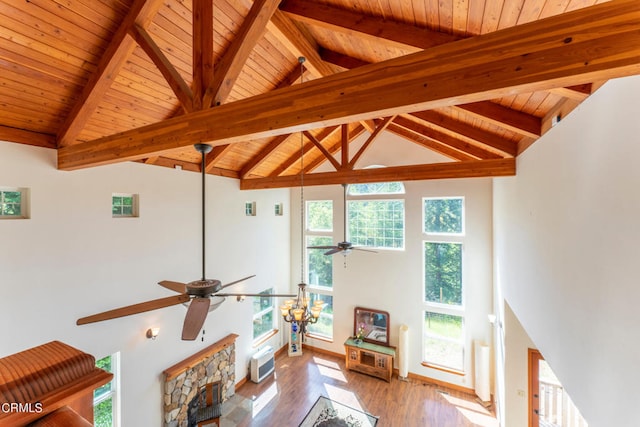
[0,188,28,219]
[245,201,256,216]
[424,197,464,234]
[112,193,138,218]
[274,203,283,216]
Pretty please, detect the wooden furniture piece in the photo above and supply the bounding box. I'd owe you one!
[344,338,396,382]
[0,341,112,426]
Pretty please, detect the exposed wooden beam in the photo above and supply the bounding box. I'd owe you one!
[271,126,340,177]
[280,0,460,51]
[204,0,281,107]
[130,24,194,113]
[409,111,518,157]
[267,10,338,78]
[192,0,213,110]
[341,124,349,168]
[548,83,593,101]
[320,48,543,140]
[349,116,395,169]
[57,0,164,147]
[58,0,640,170]
[304,125,365,173]
[303,130,341,170]
[241,159,516,189]
[454,102,542,138]
[0,126,56,149]
[204,144,234,172]
[389,121,476,162]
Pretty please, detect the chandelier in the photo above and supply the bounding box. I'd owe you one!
[280,57,324,338]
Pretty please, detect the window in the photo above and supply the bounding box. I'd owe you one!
[94,353,119,427]
[245,201,256,216]
[306,200,332,232]
[274,203,283,216]
[347,182,405,250]
[424,197,464,234]
[306,200,334,340]
[0,188,27,219]
[253,288,276,341]
[112,194,138,217]
[307,292,333,339]
[422,197,465,373]
[424,312,464,371]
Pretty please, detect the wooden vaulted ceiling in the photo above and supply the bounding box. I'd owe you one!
[2,0,640,189]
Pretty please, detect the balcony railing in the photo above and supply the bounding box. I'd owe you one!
[539,379,588,427]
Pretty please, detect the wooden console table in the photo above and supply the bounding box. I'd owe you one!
[344,338,396,382]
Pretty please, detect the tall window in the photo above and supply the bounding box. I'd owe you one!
[94,353,119,427]
[423,197,465,373]
[347,182,405,250]
[306,200,334,339]
[253,288,276,342]
[0,188,26,218]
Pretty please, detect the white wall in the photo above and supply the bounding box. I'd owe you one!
[494,75,640,427]
[0,142,290,426]
[291,134,494,390]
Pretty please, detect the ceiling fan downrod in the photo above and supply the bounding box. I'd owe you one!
[194,143,213,281]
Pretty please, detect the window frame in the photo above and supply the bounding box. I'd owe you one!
[421,196,466,374]
[94,352,120,427]
[112,193,138,218]
[305,199,334,341]
[347,196,406,251]
[0,187,28,219]
[252,288,277,344]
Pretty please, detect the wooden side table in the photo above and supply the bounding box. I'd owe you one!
[344,338,396,382]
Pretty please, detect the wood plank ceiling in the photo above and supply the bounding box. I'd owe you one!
[1,0,640,189]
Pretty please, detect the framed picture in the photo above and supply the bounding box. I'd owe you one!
[353,307,390,346]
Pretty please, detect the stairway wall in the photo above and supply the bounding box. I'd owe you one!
[493,75,640,427]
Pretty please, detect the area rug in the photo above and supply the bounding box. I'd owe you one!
[299,396,378,427]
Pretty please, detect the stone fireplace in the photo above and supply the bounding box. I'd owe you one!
[163,334,238,427]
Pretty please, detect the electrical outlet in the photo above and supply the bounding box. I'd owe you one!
[517,389,525,397]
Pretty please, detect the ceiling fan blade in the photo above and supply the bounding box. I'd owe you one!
[219,275,256,290]
[77,294,191,325]
[308,245,338,250]
[325,248,343,255]
[158,280,187,293]
[181,297,211,340]
[216,293,297,298]
[354,247,378,253]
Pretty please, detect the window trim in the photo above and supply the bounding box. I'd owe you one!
[347,198,406,251]
[0,187,28,219]
[421,196,467,374]
[94,352,120,427]
[252,288,277,344]
[422,196,465,236]
[112,193,139,218]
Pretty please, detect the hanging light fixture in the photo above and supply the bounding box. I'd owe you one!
[280,57,324,338]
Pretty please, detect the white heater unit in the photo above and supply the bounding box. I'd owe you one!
[250,346,275,383]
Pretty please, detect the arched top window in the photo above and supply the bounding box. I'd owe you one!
[347,181,405,196]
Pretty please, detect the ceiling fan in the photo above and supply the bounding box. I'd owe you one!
[308,183,377,257]
[77,143,294,340]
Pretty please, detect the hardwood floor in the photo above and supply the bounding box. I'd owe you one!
[231,347,498,427]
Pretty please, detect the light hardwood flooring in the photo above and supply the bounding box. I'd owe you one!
[226,346,498,427]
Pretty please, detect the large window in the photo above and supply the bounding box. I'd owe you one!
[0,188,26,219]
[94,353,119,427]
[306,200,334,339]
[347,182,405,250]
[422,197,465,373]
[253,288,276,342]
